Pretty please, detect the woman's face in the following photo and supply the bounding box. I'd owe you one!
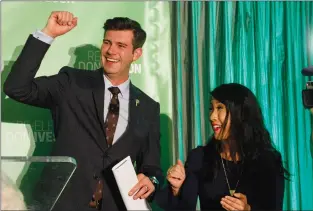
[210,98,231,140]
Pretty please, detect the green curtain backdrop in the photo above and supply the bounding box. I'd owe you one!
[171,1,313,210]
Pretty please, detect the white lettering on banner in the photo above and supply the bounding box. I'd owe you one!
[78,62,101,70]
[33,132,55,142]
[78,62,142,74]
[130,64,142,74]
[77,50,142,74]
[88,50,101,62]
[6,132,29,142]
[5,131,56,143]
[4,120,56,143]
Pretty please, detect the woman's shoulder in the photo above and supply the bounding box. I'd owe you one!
[184,146,206,171]
[185,143,217,171]
[186,146,205,162]
[249,149,283,174]
[258,149,282,164]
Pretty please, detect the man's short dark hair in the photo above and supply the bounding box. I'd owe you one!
[103,17,146,49]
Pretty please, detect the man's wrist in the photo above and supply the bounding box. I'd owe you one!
[148,176,159,191]
[41,27,56,38]
[32,30,54,45]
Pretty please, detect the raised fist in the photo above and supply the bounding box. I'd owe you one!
[42,11,78,38]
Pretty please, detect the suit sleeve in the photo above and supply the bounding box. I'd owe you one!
[136,102,163,186]
[155,148,201,210]
[3,35,70,109]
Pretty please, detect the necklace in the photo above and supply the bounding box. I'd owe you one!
[220,155,241,196]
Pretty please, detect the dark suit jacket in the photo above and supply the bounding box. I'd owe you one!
[155,141,285,211]
[4,35,163,211]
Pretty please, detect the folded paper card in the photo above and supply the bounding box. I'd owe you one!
[112,156,151,210]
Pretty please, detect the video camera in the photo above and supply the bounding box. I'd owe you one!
[302,66,313,108]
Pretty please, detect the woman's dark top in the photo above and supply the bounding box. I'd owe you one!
[155,142,285,210]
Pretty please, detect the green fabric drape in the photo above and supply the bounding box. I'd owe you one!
[171,2,313,210]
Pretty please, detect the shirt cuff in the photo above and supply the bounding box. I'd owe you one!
[32,30,54,45]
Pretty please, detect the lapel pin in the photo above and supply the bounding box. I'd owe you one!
[136,99,140,107]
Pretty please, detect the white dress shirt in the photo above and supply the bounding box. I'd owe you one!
[103,75,130,144]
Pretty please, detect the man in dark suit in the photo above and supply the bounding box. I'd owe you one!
[4,11,163,211]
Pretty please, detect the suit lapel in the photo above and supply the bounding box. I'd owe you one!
[128,82,142,128]
[92,68,108,151]
[91,75,142,152]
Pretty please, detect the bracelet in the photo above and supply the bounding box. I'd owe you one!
[149,176,160,190]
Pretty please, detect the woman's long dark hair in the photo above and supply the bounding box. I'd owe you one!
[205,83,289,179]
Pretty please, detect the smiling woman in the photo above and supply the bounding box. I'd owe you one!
[156,83,290,211]
[209,98,231,141]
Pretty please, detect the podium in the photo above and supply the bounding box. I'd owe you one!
[1,156,77,211]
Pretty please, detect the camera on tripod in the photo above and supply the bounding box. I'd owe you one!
[302,66,313,108]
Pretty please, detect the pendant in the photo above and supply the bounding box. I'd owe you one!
[229,190,235,196]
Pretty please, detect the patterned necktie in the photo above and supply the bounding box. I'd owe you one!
[105,86,120,146]
[89,87,121,209]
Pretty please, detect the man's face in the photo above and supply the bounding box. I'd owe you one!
[101,30,142,79]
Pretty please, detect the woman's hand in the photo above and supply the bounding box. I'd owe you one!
[220,193,251,211]
[166,160,186,196]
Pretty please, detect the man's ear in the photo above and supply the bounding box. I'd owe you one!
[132,48,142,62]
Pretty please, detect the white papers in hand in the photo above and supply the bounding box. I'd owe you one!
[112,156,151,210]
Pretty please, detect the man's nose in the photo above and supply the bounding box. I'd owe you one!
[107,45,117,55]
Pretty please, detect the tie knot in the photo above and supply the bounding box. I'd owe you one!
[108,87,120,96]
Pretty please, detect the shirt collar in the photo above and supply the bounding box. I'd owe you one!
[103,74,130,97]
